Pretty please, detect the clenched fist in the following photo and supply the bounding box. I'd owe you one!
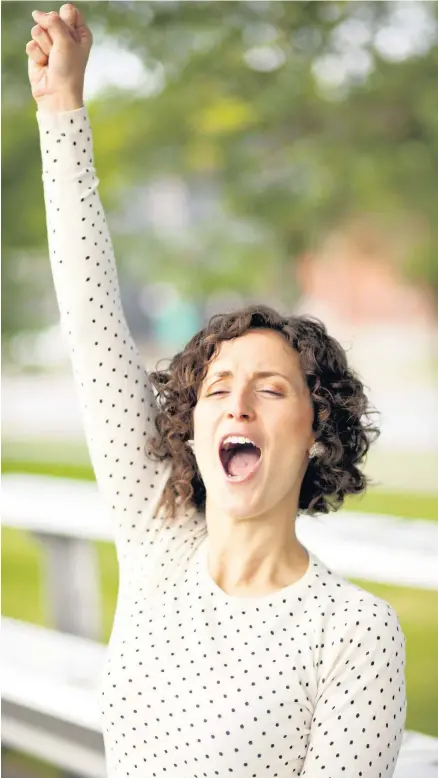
[26,3,93,111]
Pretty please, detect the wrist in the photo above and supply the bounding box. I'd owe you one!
[36,92,84,113]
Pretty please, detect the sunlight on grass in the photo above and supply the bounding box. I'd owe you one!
[345,489,438,521]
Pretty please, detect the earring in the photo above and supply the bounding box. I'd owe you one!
[309,442,323,459]
[187,439,195,450]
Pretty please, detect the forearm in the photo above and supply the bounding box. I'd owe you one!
[37,105,122,334]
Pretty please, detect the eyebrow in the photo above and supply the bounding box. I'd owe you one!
[208,370,294,384]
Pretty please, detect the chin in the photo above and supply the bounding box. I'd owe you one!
[212,483,267,520]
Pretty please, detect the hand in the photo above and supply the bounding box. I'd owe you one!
[26,3,93,110]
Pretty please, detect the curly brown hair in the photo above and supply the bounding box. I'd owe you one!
[148,304,379,519]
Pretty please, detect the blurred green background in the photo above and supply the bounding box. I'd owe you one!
[2,1,438,774]
[3,0,438,350]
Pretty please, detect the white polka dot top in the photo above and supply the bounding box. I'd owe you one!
[37,106,407,778]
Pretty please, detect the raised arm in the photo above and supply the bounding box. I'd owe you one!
[27,5,171,557]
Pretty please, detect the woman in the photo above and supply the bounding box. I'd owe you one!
[27,6,406,776]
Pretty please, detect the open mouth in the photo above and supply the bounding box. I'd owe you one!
[219,438,262,482]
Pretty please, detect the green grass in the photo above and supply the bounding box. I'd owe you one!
[2,456,95,482]
[345,489,438,521]
[2,437,91,463]
[1,527,118,641]
[1,750,60,778]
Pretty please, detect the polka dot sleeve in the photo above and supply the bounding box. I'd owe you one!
[301,602,407,777]
[36,106,172,556]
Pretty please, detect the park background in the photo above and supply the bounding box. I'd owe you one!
[2,1,438,776]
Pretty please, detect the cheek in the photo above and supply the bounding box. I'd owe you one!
[277,401,314,443]
[193,403,215,452]
[192,402,204,436]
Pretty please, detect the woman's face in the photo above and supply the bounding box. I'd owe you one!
[192,328,315,520]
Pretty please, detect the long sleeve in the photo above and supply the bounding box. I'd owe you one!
[301,601,407,777]
[36,106,172,558]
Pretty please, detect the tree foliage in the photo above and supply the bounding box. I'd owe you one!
[2,0,438,343]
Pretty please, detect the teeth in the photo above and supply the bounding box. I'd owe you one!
[222,435,257,450]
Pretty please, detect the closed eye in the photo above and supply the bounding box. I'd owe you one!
[207,390,282,397]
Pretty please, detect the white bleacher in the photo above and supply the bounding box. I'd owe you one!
[2,619,106,778]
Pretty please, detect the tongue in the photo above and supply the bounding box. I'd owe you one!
[227,448,260,478]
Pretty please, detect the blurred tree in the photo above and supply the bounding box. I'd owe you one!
[2,1,438,349]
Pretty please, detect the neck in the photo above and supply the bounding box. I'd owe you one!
[204,497,309,596]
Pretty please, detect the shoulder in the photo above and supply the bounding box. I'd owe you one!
[311,552,405,650]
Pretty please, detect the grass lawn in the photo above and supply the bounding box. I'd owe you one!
[345,489,438,521]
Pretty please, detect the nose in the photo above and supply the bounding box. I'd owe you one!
[225,389,255,421]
